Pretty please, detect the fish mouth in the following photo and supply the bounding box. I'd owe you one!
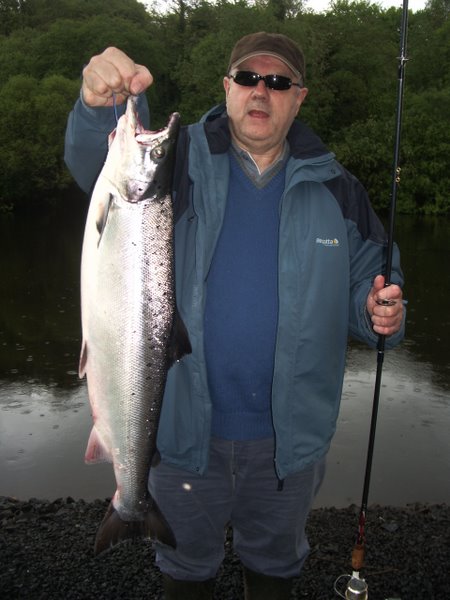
[136,116,180,141]
[116,96,180,147]
[128,97,180,145]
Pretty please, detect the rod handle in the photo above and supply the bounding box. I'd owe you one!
[351,544,365,571]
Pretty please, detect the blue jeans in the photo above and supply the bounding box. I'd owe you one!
[149,436,326,581]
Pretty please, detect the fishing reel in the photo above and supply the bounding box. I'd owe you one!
[334,571,368,600]
[334,571,402,600]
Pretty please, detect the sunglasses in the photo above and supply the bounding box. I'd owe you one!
[229,70,302,91]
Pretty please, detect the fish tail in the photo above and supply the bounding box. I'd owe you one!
[94,498,176,555]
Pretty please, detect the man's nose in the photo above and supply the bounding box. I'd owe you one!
[252,79,269,96]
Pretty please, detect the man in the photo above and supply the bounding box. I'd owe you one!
[65,32,405,600]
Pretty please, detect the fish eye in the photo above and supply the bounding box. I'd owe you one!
[151,146,165,160]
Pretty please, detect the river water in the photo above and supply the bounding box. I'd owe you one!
[1,198,449,507]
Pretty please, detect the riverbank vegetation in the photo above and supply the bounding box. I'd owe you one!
[0,0,449,214]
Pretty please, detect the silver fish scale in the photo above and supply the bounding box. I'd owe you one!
[115,197,175,520]
[81,192,175,522]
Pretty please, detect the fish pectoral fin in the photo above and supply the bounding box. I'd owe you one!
[95,192,114,246]
[84,427,112,464]
[79,340,88,378]
[168,309,192,368]
[94,497,177,555]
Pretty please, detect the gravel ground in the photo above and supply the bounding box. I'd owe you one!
[1,496,449,599]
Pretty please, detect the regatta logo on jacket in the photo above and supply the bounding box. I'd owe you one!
[316,237,340,247]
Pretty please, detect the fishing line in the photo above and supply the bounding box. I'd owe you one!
[337,1,410,597]
[112,92,119,124]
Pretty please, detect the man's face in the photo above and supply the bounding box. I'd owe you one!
[223,55,308,157]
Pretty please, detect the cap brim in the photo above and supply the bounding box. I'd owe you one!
[229,51,302,80]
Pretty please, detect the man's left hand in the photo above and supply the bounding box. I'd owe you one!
[366,275,404,336]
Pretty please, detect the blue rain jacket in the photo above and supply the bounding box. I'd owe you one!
[65,95,405,480]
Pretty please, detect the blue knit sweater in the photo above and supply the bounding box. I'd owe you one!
[204,153,286,440]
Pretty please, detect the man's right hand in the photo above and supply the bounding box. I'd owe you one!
[81,47,153,107]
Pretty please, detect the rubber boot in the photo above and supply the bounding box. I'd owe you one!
[162,573,215,600]
[243,566,293,600]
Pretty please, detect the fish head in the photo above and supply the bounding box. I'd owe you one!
[105,96,180,204]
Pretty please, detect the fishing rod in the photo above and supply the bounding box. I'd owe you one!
[335,1,410,597]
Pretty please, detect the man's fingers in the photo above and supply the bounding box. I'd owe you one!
[81,48,152,107]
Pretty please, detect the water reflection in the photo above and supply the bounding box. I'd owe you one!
[0,197,88,387]
[399,216,450,382]
[1,200,449,505]
[315,342,450,507]
[0,379,114,500]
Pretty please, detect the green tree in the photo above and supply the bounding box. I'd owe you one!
[408,0,450,92]
[0,0,23,35]
[167,0,280,123]
[317,1,399,135]
[257,0,305,20]
[0,0,447,213]
[401,88,450,214]
[0,74,79,209]
[12,0,151,29]
[330,116,395,212]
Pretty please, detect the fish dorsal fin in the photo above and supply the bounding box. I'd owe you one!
[168,310,192,368]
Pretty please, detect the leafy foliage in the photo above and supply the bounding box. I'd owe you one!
[0,0,448,213]
[0,74,79,209]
